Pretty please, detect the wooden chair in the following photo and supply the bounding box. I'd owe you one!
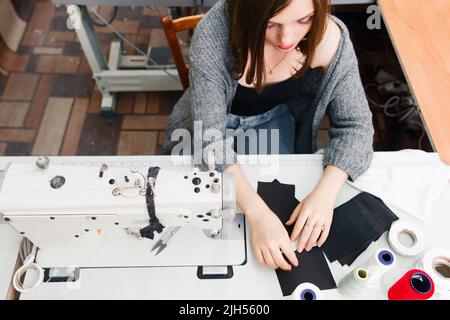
[161,14,203,90]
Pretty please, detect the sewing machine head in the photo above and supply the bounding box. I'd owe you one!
[0,157,245,268]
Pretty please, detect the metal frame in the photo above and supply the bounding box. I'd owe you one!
[67,5,182,115]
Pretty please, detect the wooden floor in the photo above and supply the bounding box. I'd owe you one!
[0,1,432,158]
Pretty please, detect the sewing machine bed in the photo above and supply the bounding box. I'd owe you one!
[0,157,247,268]
[24,214,247,268]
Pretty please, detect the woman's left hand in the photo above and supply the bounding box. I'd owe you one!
[286,187,335,253]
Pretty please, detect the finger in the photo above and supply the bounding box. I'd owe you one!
[270,246,291,271]
[305,223,323,251]
[297,219,316,253]
[262,248,277,269]
[286,202,302,225]
[317,223,331,247]
[280,241,298,267]
[254,248,265,266]
[290,210,308,242]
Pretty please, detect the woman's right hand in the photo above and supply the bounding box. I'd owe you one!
[224,163,298,271]
[247,201,299,271]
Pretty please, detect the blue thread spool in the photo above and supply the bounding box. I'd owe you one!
[378,249,395,266]
[292,282,321,300]
[299,288,317,300]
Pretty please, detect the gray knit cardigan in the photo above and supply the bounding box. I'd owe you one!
[163,0,374,180]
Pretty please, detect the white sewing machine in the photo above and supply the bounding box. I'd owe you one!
[0,157,246,272]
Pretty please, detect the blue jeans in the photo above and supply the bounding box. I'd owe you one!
[226,104,296,155]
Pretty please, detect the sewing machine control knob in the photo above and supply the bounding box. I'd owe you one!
[192,177,201,185]
[36,156,50,169]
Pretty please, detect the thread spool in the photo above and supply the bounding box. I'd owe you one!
[388,269,434,300]
[338,268,369,297]
[388,220,425,257]
[13,254,44,293]
[417,248,450,298]
[362,248,397,289]
[291,282,322,300]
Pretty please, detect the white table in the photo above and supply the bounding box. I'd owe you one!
[0,153,448,299]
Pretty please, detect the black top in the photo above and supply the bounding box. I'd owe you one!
[230,77,304,116]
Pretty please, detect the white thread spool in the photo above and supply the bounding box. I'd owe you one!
[388,220,426,257]
[291,282,322,300]
[417,248,450,298]
[362,248,397,289]
[338,268,369,297]
[13,254,44,293]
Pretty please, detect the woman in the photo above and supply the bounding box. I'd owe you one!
[163,0,374,271]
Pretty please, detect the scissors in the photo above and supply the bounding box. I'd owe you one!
[151,226,182,255]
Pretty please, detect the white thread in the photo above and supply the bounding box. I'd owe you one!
[388,220,426,257]
[13,254,44,294]
[361,247,396,289]
[418,248,450,298]
[338,268,369,297]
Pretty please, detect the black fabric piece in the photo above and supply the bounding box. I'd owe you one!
[322,192,398,266]
[257,180,297,232]
[322,203,379,263]
[338,234,383,266]
[140,167,165,240]
[336,193,399,266]
[257,180,336,295]
[276,248,337,296]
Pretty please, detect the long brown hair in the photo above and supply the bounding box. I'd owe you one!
[226,0,330,92]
